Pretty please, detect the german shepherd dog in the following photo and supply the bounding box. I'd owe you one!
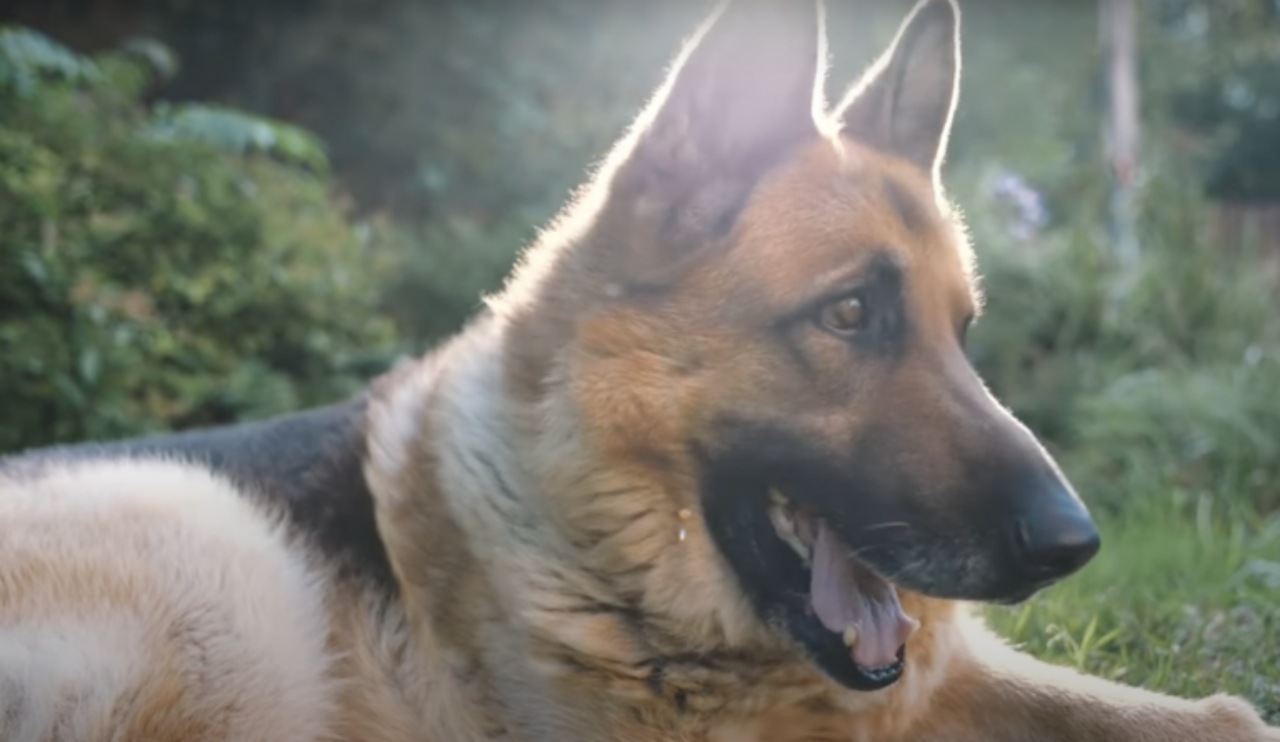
[1,1,1276,740]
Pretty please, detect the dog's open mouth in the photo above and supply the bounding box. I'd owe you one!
[767,490,918,684]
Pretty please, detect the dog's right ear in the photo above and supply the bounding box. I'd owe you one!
[835,0,959,184]
[603,0,824,288]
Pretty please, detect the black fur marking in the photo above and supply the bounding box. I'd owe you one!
[544,602,647,622]
[474,451,520,504]
[646,664,666,696]
[0,399,396,591]
[844,255,910,357]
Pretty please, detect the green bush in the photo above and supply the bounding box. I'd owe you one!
[0,29,395,453]
[965,155,1280,515]
[373,213,532,350]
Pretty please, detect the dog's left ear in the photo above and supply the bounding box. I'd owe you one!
[603,0,824,287]
[836,0,960,182]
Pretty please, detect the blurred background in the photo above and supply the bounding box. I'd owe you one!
[0,0,1277,717]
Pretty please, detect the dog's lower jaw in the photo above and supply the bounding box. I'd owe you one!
[700,466,920,692]
[769,494,918,678]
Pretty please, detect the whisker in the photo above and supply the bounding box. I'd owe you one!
[859,521,910,534]
[885,559,928,582]
[840,543,891,563]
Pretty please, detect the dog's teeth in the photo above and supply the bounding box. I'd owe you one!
[768,503,810,564]
[842,626,858,648]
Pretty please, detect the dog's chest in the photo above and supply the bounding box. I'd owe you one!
[703,714,858,742]
[590,690,863,742]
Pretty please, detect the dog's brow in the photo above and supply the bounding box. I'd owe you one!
[806,250,906,302]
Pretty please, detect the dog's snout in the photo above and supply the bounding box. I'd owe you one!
[1012,507,1101,583]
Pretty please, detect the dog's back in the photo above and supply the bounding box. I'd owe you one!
[6,399,390,583]
[0,456,335,741]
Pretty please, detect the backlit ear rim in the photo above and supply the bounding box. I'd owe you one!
[835,0,961,182]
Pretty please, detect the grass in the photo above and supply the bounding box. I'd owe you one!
[985,495,1280,724]
[956,157,1280,725]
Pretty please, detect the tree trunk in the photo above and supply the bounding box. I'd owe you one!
[1100,0,1141,268]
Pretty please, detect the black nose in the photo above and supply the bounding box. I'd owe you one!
[1013,509,1101,583]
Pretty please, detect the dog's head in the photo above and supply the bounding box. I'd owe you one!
[503,0,1098,693]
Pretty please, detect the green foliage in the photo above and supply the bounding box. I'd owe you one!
[0,26,101,93]
[374,214,533,348]
[1148,0,1280,201]
[145,103,330,173]
[965,153,1280,516]
[0,30,393,453]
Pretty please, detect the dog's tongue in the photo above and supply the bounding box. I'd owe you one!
[809,520,916,670]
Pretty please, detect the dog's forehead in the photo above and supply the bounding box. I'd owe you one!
[727,138,974,309]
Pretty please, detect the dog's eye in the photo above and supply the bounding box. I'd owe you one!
[818,295,868,335]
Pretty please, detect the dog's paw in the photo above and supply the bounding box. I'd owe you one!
[1199,695,1280,741]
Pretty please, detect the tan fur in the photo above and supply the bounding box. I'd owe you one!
[0,460,334,742]
[1,1,1277,740]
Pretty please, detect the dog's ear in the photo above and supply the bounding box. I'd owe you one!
[836,0,959,182]
[606,0,824,287]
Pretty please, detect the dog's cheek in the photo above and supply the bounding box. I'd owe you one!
[570,343,705,471]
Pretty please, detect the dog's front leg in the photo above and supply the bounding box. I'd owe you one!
[896,622,1279,742]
